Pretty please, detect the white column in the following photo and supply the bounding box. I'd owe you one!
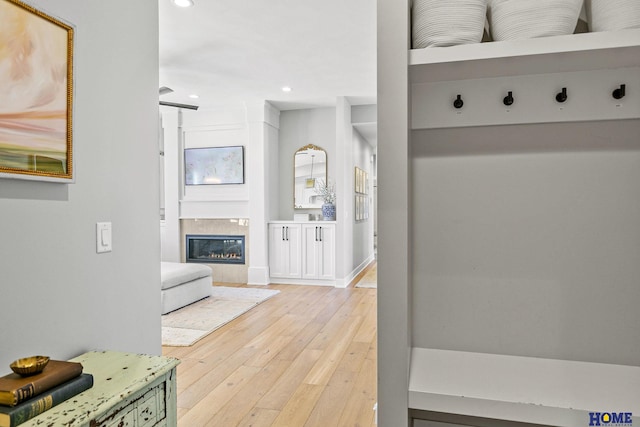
[246,102,280,285]
[335,97,354,287]
[160,107,181,262]
[378,0,412,424]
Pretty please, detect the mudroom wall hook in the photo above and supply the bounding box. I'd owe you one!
[613,84,626,100]
[453,94,464,109]
[503,91,514,106]
[556,87,568,103]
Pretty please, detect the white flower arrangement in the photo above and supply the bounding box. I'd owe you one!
[314,178,336,204]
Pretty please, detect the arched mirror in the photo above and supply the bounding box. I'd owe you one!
[294,144,327,209]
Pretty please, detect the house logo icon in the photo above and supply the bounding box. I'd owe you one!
[589,412,633,426]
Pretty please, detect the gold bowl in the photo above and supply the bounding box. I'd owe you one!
[10,356,50,376]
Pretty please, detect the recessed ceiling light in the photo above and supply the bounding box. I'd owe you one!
[188,94,199,99]
[172,0,194,7]
[282,86,292,92]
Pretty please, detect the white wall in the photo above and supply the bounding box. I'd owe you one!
[411,120,640,366]
[336,98,354,285]
[161,108,180,262]
[352,104,377,124]
[278,108,337,220]
[352,128,375,268]
[180,106,249,219]
[268,123,281,222]
[0,0,160,368]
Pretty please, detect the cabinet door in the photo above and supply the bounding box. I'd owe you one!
[269,224,302,279]
[317,225,335,280]
[285,225,301,278]
[269,224,289,278]
[301,225,321,279]
[301,224,335,280]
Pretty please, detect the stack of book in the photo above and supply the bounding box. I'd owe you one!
[0,360,93,427]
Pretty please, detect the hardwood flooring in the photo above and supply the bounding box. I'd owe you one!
[162,269,377,427]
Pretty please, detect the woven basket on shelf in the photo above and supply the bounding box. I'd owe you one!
[487,0,583,41]
[585,0,640,32]
[412,0,488,49]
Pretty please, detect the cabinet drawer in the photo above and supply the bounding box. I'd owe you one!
[102,408,135,427]
[93,383,166,427]
[137,384,166,427]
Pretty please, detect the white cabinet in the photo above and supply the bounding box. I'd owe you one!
[268,222,335,284]
[268,223,301,278]
[301,224,335,280]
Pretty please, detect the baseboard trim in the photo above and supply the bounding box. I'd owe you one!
[343,254,376,288]
[268,277,336,287]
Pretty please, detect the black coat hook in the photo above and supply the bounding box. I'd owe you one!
[556,87,568,103]
[613,84,626,100]
[453,94,464,109]
[503,91,514,106]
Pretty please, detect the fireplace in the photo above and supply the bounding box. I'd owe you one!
[186,234,245,264]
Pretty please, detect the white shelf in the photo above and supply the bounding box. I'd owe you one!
[410,29,640,83]
[409,348,640,427]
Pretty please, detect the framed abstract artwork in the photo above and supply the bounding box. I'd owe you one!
[0,0,75,182]
[184,146,245,185]
[355,194,368,222]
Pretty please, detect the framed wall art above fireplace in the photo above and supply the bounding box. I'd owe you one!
[184,145,245,185]
[0,0,75,182]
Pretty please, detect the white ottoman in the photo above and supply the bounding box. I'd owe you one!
[161,262,212,314]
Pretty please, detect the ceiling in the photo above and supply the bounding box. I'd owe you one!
[158,0,377,112]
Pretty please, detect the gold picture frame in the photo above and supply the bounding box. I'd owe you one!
[355,166,368,195]
[0,0,74,182]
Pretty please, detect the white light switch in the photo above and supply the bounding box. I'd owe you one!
[96,222,112,253]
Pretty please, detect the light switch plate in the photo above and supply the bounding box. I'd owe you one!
[96,222,112,253]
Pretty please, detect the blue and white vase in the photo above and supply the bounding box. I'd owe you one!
[322,203,336,221]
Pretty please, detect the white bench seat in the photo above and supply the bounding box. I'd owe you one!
[409,347,640,427]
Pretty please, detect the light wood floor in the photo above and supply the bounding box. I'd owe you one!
[162,268,377,427]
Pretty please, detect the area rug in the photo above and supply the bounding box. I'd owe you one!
[355,265,377,288]
[162,286,280,346]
